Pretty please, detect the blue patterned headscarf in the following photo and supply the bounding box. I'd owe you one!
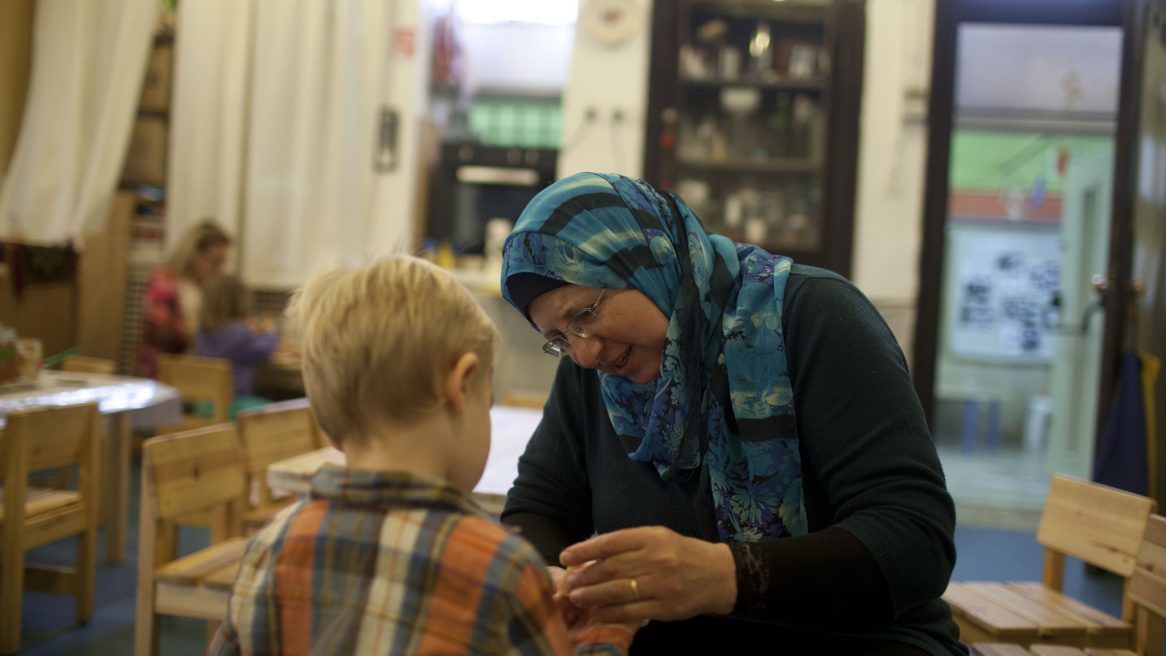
[500,172,806,541]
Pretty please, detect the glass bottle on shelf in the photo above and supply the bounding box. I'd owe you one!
[721,87,761,161]
[767,94,793,159]
[790,94,816,159]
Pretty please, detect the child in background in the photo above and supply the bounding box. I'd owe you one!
[195,274,279,418]
[139,220,230,378]
[208,255,638,655]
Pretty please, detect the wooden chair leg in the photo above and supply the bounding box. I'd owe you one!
[133,606,159,656]
[76,524,97,624]
[136,449,160,656]
[0,545,26,654]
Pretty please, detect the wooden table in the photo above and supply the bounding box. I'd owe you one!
[0,370,181,563]
[267,405,543,513]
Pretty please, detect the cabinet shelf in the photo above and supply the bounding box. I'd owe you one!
[677,157,820,174]
[644,0,864,275]
[679,77,826,91]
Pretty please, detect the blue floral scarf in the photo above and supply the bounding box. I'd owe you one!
[500,172,806,541]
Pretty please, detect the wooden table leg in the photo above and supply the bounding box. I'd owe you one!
[104,413,131,563]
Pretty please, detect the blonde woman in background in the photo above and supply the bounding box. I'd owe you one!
[138,220,230,377]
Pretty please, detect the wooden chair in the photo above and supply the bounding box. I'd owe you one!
[134,424,249,656]
[59,355,117,375]
[235,397,320,530]
[0,402,101,654]
[945,474,1157,649]
[1122,513,1166,655]
[156,354,234,432]
[152,355,235,556]
[45,356,115,490]
[971,513,1166,656]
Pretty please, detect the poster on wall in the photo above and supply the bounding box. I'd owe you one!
[944,220,1061,362]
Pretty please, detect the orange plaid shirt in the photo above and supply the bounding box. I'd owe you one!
[209,466,631,655]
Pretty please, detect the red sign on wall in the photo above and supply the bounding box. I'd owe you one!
[394,28,415,56]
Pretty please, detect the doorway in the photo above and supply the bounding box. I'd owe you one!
[914,1,1127,527]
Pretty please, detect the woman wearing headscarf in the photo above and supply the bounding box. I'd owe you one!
[500,172,964,654]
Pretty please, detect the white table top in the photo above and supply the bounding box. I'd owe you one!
[267,405,544,497]
[0,370,181,429]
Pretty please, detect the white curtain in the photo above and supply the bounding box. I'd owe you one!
[0,0,157,247]
[167,0,254,253]
[170,0,397,289]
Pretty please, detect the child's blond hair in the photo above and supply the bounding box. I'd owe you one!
[285,255,497,443]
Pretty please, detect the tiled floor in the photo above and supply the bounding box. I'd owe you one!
[940,444,1049,530]
[932,396,1051,531]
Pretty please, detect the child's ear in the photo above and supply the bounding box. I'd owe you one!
[444,352,480,414]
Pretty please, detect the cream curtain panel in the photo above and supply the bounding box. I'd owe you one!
[0,0,157,247]
[169,0,398,289]
[165,0,254,254]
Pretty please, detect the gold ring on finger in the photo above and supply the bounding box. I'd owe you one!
[629,577,640,602]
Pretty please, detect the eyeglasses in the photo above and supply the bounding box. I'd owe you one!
[542,288,607,359]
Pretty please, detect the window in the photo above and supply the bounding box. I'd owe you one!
[457,0,578,26]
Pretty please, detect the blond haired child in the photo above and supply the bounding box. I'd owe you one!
[209,255,637,655]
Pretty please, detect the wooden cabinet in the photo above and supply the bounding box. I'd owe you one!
[643,0,864,276]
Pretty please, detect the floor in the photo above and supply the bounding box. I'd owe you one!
[933,396,1051,532]
[941,443,1049,530]
[13,445,1118,655]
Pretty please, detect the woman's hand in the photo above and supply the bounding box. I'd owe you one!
[559,526,737,624]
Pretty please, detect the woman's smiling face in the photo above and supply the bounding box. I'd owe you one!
[528,284,669,384]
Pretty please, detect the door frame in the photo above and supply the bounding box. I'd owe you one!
[913,0,1134,442]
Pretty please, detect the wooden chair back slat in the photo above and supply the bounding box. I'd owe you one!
[236,398,319,509]
[1126,514,1166,654]
[142,424,246,521]
[236,399,319,476]
[1037,475,1156,578]
[60,355,116,375]
[157,354,233,424]
[4,403,100,472]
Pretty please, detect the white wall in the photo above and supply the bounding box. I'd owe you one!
[367,0,433,253]
[850,0,935,355]
[556,0,653,178]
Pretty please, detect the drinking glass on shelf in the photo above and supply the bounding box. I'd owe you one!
[789,42,818,79]
[747,22,774,79]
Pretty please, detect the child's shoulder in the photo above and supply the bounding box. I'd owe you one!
[442,513,547,572]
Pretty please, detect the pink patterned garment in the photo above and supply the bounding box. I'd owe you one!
[138,266,191,378]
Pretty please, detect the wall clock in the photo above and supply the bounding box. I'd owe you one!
[579,0,641,47]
